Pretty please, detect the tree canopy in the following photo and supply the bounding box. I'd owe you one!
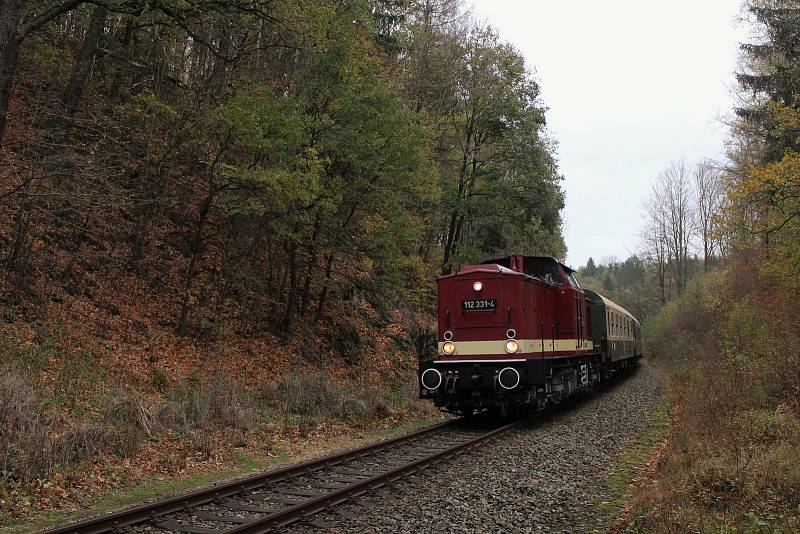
[0,0,566,339]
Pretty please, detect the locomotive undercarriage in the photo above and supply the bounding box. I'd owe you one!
[419,355,636,417]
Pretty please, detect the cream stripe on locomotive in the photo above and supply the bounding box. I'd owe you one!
[438,339,594,356]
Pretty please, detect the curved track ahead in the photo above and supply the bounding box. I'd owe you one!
[46,417,523,534]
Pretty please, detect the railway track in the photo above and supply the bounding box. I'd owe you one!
[46,417,524,534]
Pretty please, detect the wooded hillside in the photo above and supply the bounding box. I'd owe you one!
[0,0,567,522]
[0,0,565,343]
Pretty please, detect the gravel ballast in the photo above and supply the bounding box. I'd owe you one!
[288,361,665,533]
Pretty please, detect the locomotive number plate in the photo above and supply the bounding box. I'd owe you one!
[462,299,497,310]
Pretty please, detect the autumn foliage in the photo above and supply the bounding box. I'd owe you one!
[628,1,800,531]
[0,0,570,524]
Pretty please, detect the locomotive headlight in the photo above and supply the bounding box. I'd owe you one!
[442,341,456,355]
[504,339,519,354]
[472,281,483,292]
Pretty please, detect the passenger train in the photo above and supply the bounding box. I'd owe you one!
[418,255,641,416]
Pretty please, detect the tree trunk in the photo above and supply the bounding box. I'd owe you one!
[64,4,107,115]
[130,206,150,265]
[177,188,215,337]
[0,0,25,145]
[300,211,322,316]
[441,123,474,274]
[441,210,459,274]
[282,241,297,336]
[7,179,30,271]
[315,252,335,323]
[109,17,133,99]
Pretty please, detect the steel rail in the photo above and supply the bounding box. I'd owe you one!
[44,419,455,534]
[228,417,524,533]
[45,365,640,534]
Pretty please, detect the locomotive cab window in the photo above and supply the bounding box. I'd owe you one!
[566,272,581,290]
[522,257,564,285]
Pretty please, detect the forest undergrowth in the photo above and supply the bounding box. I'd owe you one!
[0,217,438,524]
[0,313,436,525]
[629,249,800,533]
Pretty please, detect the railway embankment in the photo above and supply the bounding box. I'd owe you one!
[0,340,441,531]
[284,363,666,533]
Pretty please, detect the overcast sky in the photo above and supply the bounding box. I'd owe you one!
[470,0,747,268]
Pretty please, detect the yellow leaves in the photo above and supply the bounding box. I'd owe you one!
[768,100,800,140]
[359,213,389,235]
[300,146,325,177]
[726,148,800,289]
[731,151,800,201]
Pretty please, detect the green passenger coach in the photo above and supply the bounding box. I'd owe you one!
[583,288,642,363]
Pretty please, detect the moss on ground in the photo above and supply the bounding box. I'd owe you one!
[593,400,671,533]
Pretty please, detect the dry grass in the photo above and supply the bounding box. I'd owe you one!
[0,373,118,485]
[0,320,426,522]
[259,371,417,434]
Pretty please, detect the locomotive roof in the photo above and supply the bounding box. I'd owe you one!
[453,263,524,276]
[481,255,575,273]
[440,257,568,288]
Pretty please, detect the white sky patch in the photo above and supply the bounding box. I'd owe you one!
[469,0,747,268]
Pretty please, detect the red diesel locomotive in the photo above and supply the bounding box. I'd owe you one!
[419,255,641,415]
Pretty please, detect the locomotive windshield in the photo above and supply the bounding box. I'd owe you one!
[523,257,563,284]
